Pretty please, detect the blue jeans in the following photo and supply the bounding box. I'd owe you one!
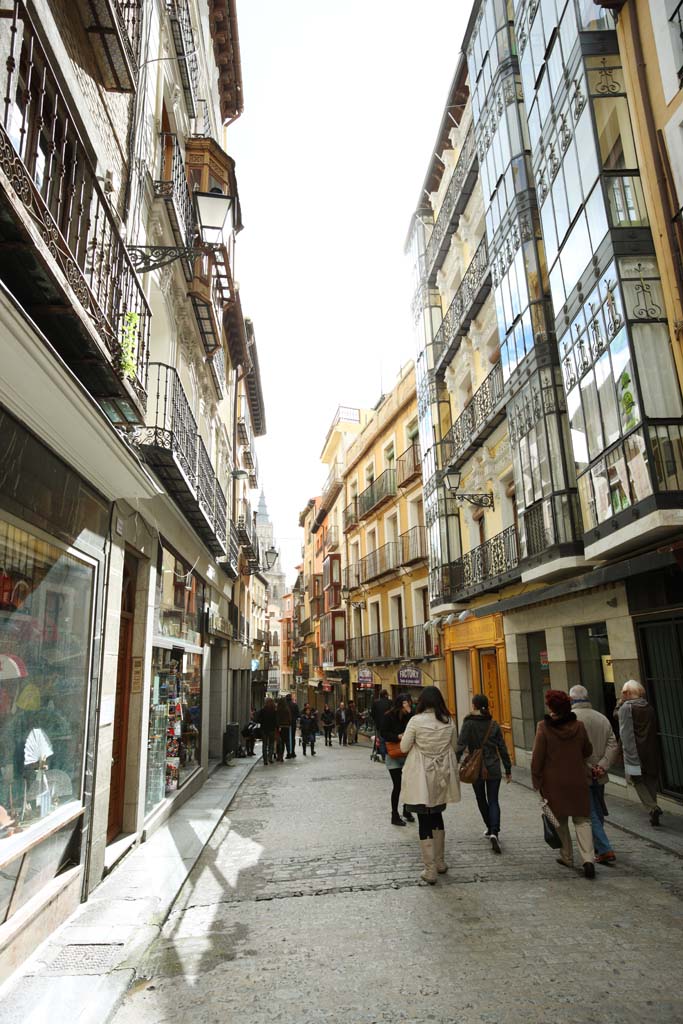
[472,777,501,835]
[589,781,613,855]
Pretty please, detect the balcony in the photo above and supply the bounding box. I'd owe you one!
[0,2,150,426]
[425,122,478,285]
[346,630,404,664]
[166,0,199,117]
[397,442,422,487]
[432,236,491,377]
[343,498,359,532]
[400,526,428,565]
[357,469,397,519]
[325,526,340,551]
[153,133,195,281]
[404,624,438,660]
[360,542,401,584]
[321,461,343,510]
[432,525,520,605]
[208,347,226,400]
[342,563,363,592]
[311,595,324,621]
[300,617,312,637]
[441,361,506,471]
[138,364,226,556]
[75,0,141,92]
[224,521,239,579]
[188,250,231,356]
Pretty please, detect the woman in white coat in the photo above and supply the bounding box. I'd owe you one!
[400,686,460,884]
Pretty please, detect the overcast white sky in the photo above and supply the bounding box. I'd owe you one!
[230,1,470,584]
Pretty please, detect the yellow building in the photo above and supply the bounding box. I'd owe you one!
[340,363,445,714]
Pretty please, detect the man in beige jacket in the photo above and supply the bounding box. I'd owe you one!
[569,685,619,864]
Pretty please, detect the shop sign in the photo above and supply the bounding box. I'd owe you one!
[358,668,373,683]
[131,656,143,693]
[398,666,422,686]
[540,650,549,670]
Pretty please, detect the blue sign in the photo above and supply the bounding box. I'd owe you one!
[398,666,422,685]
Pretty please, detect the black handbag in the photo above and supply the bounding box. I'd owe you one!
[542,811,562,849]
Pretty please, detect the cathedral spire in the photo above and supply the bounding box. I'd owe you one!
[256,490,269,525]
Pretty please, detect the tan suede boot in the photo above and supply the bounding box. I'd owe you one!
[432,829,448,873]
[419,838,437,885]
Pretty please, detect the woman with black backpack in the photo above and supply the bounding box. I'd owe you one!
[456,693,512,854]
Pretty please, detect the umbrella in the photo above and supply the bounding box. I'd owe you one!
[0,654,28,680]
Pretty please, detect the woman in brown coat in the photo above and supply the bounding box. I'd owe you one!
[531,689,595,879]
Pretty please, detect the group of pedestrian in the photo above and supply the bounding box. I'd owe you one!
[248,695,368,760]
[251,693,300,764]
[374,679,663,886]
[334,701,360,745]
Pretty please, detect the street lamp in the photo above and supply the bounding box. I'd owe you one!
[129,187,235,274]
[263,546,279,571]
[443,470,495,510]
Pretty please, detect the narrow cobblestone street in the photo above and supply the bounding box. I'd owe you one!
[111,743,683,1024]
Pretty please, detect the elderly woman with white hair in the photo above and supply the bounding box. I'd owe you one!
[616,680,662,827]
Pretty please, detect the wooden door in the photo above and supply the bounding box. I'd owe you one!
[479,650,502,719]
[107,554,137,843]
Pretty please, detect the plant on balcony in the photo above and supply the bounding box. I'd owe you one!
[618,370,637,432]
[118,311,140,380]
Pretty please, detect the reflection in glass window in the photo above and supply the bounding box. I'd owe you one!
[578,471,596,530]
[577,0,612,31]
[632,323,683,419]
[591,459,612,523]
[559,214,591,301]
[595,352,620,448]
[610,328,640,434]
[0,521,93,843]
[574,109,599,198]
[594,97,638,170]
[568,385,589,472]
[625,430,653,502]
[580,371,605,460]
[585,184,609,250]
[606,447,631,515]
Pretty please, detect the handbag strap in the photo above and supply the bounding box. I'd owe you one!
[479,717,494,748]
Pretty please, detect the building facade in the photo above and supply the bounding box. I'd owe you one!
[408,0,683,800]
[0,0,270,977]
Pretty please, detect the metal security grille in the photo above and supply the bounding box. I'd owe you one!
[637,619,683,797]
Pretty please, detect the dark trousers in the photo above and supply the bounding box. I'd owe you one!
[417,811,444,839]
[388,767,402,816]
[262,731,276,764]
[323,726,334,745]
[302,735,316,754]
[337,724,348,745]
[472,777,501,835]
[280,728,292,757]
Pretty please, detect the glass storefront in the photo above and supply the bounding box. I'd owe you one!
[0,518,94,845]
[145,544,204,816]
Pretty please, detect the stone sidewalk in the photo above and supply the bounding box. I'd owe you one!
[109,742,683,1024]
[0,757,259,1024]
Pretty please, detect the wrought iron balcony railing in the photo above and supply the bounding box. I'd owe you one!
[153,132,196,280]
[325,525,340,551]
[138,364,226,555]
[0,1,150,425]
[424,122,478,285]
[397,442,422,487]
[343,498,359,532]
[432,525,520,604]
[432,236,491,376]
[342,563,362,593]
[441,361,506,471]
[166,0,199,118]
[75,0,142,92]
[357,469,397,519]
[321,461,343,510]
[346,630,404,663]
[400,526,428,565]
[139,363,198,490]
[404,624,438,660]
[360,542,401,584]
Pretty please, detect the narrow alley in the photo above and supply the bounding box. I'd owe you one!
[110,744,683,1024]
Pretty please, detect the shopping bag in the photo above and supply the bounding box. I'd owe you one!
[541,810,562,849]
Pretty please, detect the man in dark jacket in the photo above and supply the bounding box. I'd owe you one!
[276,695,292,761]
[335,702,349,745]
[372,689,391,760]
[617,680,662,826]
[285,693,299,758]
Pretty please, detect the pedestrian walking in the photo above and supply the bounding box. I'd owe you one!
[300,703,318,756]
[372,689,391,761]
[570,684,619,863]
[399,686,460,885]
[320,704,335,746]
[285,693,299,759]
[455,693,511,854]
[347,700,358,744]
[276,695,291,762]
[241,708,260,757]
[380,693,415,827]
[256,697,277,766]
[531,689,595,879]
[616,680,663,827]
[335,701,349,745]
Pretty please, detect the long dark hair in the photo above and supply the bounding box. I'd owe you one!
[415,685,450,723]
[386,693,411,721]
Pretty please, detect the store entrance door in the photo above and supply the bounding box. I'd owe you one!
[479,649,502,720]
[636,618,683,798]
[107,553,136,843]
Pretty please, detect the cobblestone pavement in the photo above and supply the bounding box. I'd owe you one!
[112,743,683,1024]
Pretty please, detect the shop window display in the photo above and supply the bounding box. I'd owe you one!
[145,648,202,814]
[0,519,93,842]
